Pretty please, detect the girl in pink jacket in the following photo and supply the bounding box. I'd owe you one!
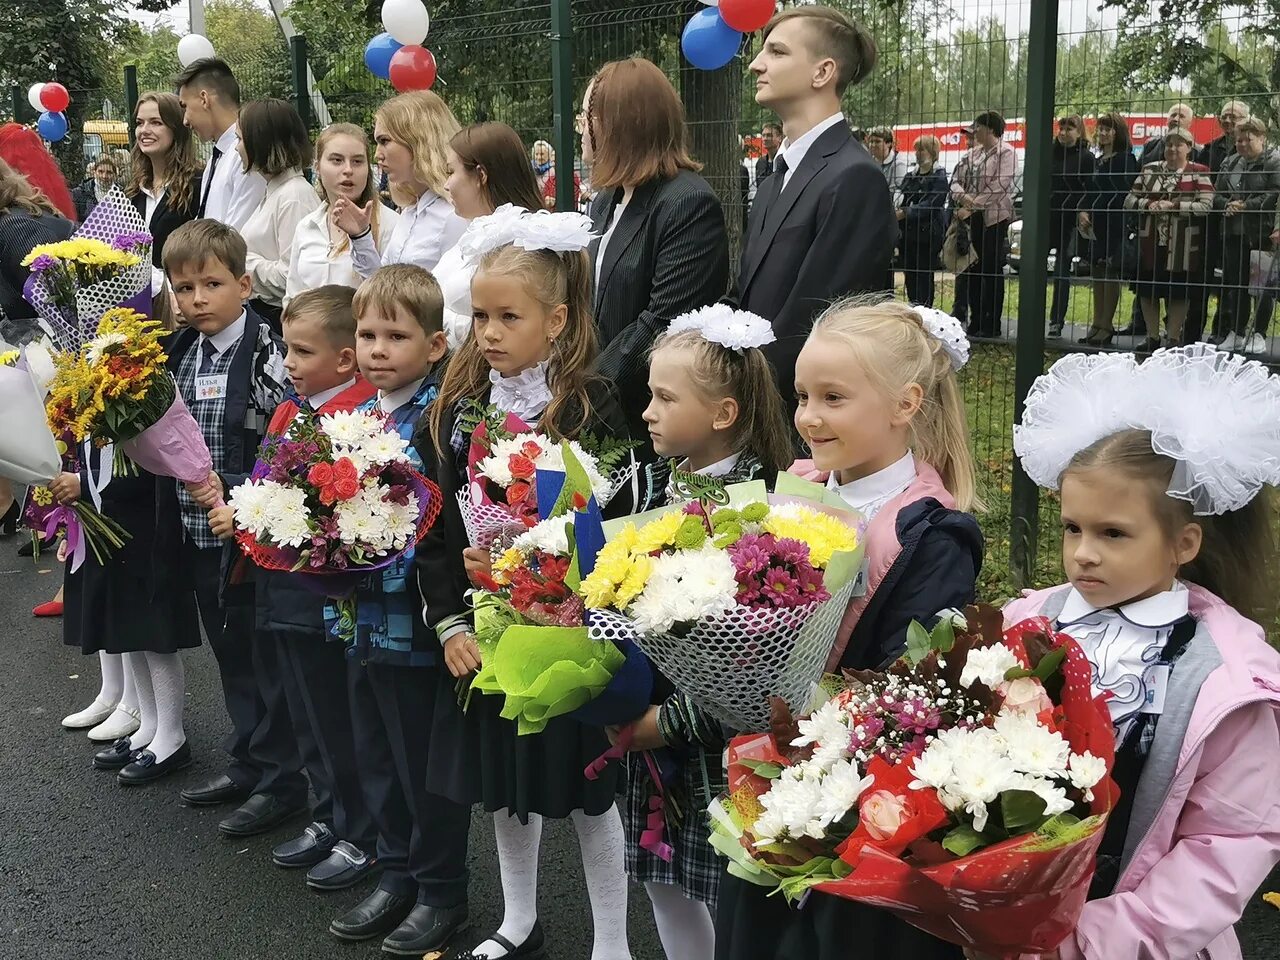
[1008,347,1280,960]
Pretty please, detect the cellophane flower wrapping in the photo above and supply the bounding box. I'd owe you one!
[21,190,151,351]
[0,348,60,485]
[230,408,441,597]
[708,605,1118,958]
[582,482,865,733]
[467,445,653,735]
[456,403,636,549]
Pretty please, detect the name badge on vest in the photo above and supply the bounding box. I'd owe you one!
[195,374,229,401]
[1141,664,1171,715]
[851,557,869,598]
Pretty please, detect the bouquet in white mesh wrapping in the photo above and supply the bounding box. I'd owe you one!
[581,477,865,731]
[456,401,636,548]
[20,189,152,352]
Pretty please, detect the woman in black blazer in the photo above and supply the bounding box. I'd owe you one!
[583,58,729,443]
[126,92,204,315]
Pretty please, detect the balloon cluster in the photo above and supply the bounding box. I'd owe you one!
[681,0,775,71]
[27,82,72,142]
[364,0,437,92]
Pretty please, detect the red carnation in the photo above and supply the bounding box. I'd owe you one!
[509,454,537,480]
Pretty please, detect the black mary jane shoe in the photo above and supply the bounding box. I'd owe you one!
[381,902,469,956]
[329,888,415,942]
[93,737,139,771]
[1077,332,1114,347]
[455,922,546,960]
[118,741,192,785]
[272,821,337,869]
[0,500,18,538]
[306,840,378,891]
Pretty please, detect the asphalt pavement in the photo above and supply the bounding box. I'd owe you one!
[1,550,1277,960]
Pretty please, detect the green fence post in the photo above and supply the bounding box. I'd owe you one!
[549,0,575,212]
[290,34,313,132]
[1009,0,1058,589]
[9,86,21,124]
[124,66,139,144]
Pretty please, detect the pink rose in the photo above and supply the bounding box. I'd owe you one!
[997,676,1054,718]
[859,790,911,841]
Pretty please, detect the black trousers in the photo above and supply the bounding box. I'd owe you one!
[957,213,1009,336]
[902,239,937,308]
[275,630,376,850]
[348,660,470,905]
[185,542,306,803]
[1049,214,1076,328]
[1221,235,1262,337]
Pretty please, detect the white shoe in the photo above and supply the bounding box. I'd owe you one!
[1218,332,1239,352]
[87,705,141,742]
[1245,333,1267,354]
[62,696,119,730]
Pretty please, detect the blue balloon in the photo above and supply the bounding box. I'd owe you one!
[364,32,404,81]
[681,8,742,71]
[37,111,68,143]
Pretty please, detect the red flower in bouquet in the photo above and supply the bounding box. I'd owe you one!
[509,451,537,480]
[308,457,361,506]
[836,756,950,866]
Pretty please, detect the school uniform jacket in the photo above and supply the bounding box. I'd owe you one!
[129,173,203,273]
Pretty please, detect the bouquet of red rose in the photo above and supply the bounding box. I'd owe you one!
[709,605,1118,957]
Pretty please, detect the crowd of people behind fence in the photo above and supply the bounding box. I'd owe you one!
[0,6,1277,960]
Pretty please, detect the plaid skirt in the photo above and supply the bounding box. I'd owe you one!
[622,746,726,909]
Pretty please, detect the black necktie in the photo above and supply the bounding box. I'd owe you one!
[198,338,218,376]
[763,156,773,177]
[198,145,223,218]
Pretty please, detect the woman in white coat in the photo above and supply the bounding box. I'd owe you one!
[285,123,399,306]
[435,122,548,348]
[237,98,320,329]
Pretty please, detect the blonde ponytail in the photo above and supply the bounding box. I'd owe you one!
[809,297,983,512]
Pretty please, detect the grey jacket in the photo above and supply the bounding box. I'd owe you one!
[1214,147,1280,245]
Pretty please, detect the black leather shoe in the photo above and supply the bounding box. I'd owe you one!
[381,903,470,956]
[272,821,337,868]
[17,536,36,557]
[118,741,192,785]
[329,888,415,942]
[92,737,139,771]
[218,793,307,837]
[181,773,251,806]
[455,921,545,960]
[307,840,378,891]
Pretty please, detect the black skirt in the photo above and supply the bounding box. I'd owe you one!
[427,668,618,821]
[63,556,201,655]
[714,869,964,960]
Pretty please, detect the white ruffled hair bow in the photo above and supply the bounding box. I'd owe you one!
[457,203,595,264]
[666,304,776,352]
[913,306,970,371]
[1014,344,1280,515]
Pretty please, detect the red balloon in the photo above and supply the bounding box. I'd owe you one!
[39,82,70,114]
[718,0,776,33]
[388,45,437,92]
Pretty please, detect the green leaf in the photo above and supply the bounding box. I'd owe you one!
[1000,789,1048,832]
[1032,646,1067,681]
[931,616,956,653]
[941,823,995,857]
[905,620,933,667]
[737,758,784,780]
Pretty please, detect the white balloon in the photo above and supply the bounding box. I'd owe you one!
[381,0,430,46]
[27,83,46,112]
[177,34,217,68]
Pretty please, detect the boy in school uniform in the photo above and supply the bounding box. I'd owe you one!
[157,219,308,833]
[325,265,471,956]
[209,284,379,889]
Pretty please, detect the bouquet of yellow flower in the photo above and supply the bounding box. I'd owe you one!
[20,190,152,350]
[583,478,865,731]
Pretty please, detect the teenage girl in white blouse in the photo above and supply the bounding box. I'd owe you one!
[332,90,467,277]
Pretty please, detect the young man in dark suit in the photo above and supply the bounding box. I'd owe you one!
[731,5,895,409]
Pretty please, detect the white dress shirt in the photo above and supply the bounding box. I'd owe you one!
[594,198,628,290]
[779,113,847,189]
[285,203,402,306]
[351,190,466,278]
[432,239,478,350]
[200,124,267,231]
[489,362,552,424]
[827,451,916,521]
[379,377,426,416]
[1055,581,1190,740]
[198,310,248,363]
[140,183,166,297]
[242,171,323,307]
[305,377,357,410]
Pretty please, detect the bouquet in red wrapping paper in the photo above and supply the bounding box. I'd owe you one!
[228,407,441,609]
[456,399,636,548]
[708,604,1118,957]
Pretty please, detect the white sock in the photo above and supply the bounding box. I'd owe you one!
[645,881,715,960]
[474,810,542,958]
[143,652,186,762]
[99,653,141,733]
[572,806,631,960]
[128,652,156,751]
[96,652,124,707]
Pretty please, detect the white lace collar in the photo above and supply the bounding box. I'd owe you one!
[1057,579,1190,629]
[826,451,916,521]
[489,361,552,422]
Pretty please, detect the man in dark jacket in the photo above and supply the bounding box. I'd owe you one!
[1048,116,1096,337]
[731,5,894,410]
[69,155,118,222]
[1196,100,1251,342]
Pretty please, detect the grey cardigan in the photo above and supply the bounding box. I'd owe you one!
[1214,147,1280,246]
